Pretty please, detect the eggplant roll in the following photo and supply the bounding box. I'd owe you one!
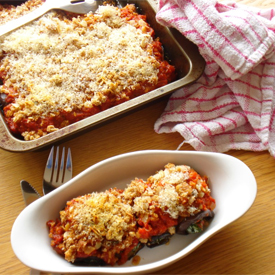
[47,163,216,266]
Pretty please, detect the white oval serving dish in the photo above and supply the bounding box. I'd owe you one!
[11,150,257,274]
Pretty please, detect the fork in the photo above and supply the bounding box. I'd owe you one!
[0,0,97,37]
[43,146,72,195]
[25,146,72,275]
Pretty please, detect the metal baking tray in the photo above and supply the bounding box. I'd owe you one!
[0,0,205,152]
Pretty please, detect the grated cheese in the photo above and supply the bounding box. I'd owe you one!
[49,163,214,264]
[126,163,206,220]
[0,3,161,140]
[60,190,136,262]
[0,0,44,26]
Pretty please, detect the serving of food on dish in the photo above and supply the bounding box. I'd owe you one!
[47,163,216,266]
[11,150,257,274]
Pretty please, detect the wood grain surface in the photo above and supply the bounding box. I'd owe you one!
[1,0,275,274]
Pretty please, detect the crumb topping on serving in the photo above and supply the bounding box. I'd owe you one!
[55,163,213,263]
[60,189,137,262]
[125,163,209,219]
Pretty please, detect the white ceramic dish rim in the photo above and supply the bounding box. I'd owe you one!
[11,150,257,274]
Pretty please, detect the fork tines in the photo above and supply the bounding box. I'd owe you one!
[44,146,72,188]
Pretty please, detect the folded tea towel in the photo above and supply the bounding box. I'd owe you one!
[154,0,275,157]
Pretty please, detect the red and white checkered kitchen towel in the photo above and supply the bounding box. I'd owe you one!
[154,0,275,157]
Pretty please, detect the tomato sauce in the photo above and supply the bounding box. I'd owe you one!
[137,208,178,239]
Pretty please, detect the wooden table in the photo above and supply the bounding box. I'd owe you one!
[1,0,275,274]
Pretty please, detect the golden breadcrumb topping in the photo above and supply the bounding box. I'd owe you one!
[0,0,44,25]
[0,5,158,120]
[0,2,164,140]
[53,163,213,263]
[125,163,209,220]
[60,189,137,262]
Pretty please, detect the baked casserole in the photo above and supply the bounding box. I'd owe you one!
[0,0,176,140]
